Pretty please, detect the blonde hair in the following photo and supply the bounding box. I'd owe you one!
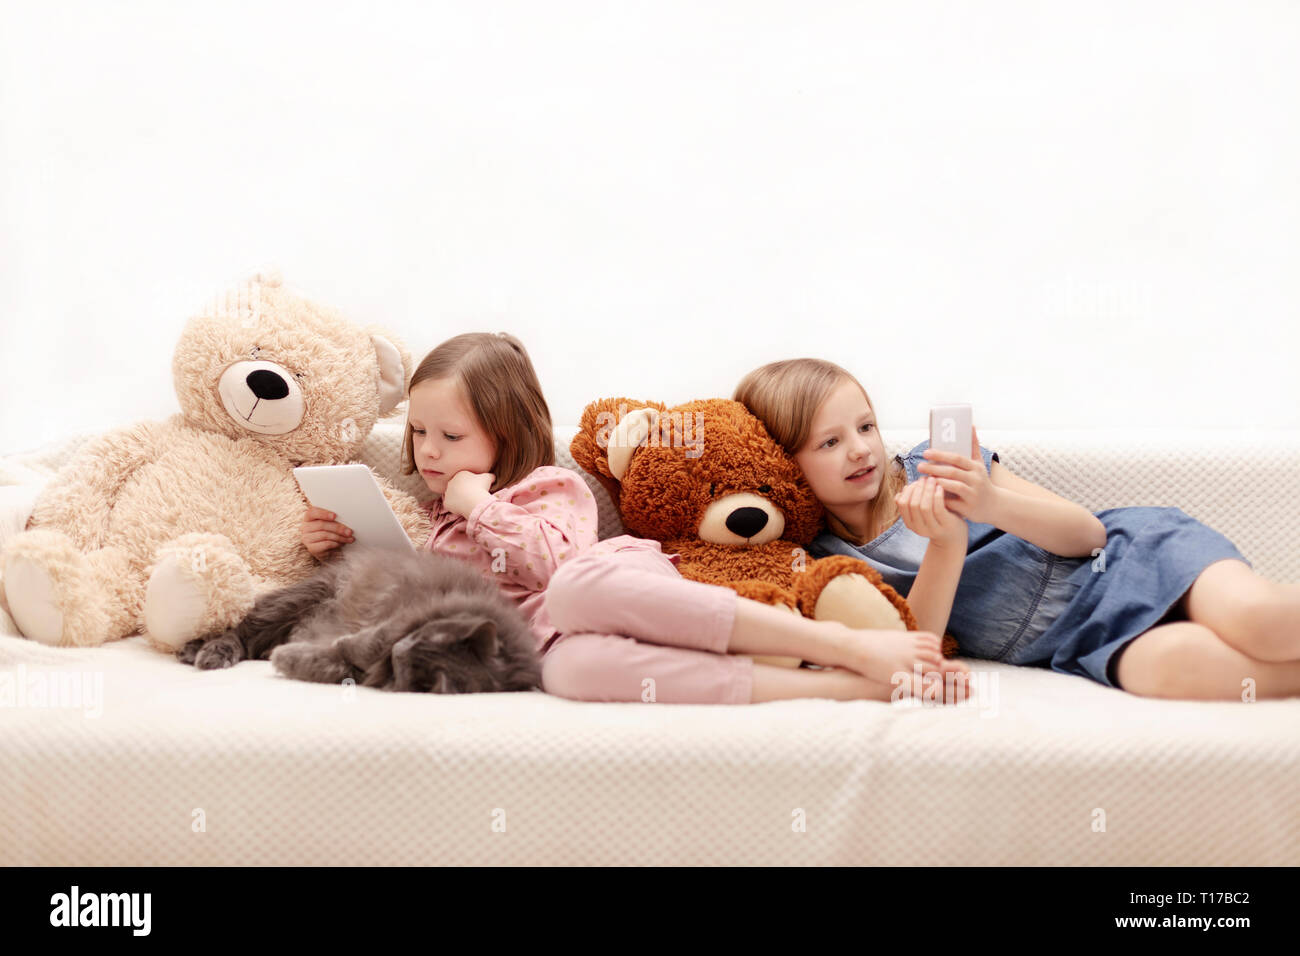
[400,332,554,492]
[733,358,905,545]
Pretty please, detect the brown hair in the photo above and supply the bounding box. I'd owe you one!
[733,358,905,545]
[400,332,554,492]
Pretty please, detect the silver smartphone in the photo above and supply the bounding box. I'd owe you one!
[929,404,973,457]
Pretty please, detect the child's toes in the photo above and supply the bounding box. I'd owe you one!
[915,637,941,662]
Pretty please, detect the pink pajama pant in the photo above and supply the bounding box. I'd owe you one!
[540,539,754,704]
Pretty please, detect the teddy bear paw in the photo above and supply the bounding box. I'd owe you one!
[144,533,255,651]
[812,572,910,632]
[0,530,116,647]
[2,552,65,645]
[144,554,211,651]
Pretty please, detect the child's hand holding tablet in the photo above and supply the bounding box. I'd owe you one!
[300,504,354,559]
[293,464,419,558]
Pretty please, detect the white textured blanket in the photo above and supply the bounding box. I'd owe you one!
[2,424,1298,865]
[2,631,1296,865]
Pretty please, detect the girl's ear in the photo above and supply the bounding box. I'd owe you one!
[570,397,668,507]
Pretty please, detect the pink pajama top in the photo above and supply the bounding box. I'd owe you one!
[422,465,673,652]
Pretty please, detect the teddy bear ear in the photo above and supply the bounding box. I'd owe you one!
[570,397,668,504]
[606,407,660,481]
[367,331,411,417]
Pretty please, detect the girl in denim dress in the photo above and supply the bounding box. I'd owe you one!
[735,358,1300,700]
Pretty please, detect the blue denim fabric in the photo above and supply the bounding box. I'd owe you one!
[809,439,1252,688]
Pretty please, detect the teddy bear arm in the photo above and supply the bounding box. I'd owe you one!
[29,419,171,549]
[797,555,919,630]
[729,579,799,611]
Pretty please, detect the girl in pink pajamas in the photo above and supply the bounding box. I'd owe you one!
[303,332,967,704]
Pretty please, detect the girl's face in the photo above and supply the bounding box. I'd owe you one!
[793,378,887,512]
[408,377,498,497]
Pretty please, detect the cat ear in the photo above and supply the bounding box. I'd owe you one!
[466,619,499,660]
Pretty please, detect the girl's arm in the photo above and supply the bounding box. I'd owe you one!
[893,475,967,638]
[984,466,1107,558]
[450,467,600,591]
[917,425,1106,559]
[906,539,966,638]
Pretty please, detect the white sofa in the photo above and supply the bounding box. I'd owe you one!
[1,421,1298,866]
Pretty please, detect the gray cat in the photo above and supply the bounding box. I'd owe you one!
[176,545,542,693]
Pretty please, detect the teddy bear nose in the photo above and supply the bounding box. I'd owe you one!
[725,507,769,539]
[246,369,290,401]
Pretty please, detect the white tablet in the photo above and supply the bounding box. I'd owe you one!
[293,464,418,554]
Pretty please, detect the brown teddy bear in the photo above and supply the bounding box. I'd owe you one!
[0,269,431,652]
[570,397,960,667]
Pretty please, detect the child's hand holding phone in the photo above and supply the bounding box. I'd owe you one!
[917,423,998,525]
[895,475,967,549]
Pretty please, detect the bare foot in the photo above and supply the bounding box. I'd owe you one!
[815,666,897,702]
[903,654,975,704]
[829,622,943,686]
[815,663,973,704]
[826,624,978,704]
[926,665,975,704]
[937,656,971,682]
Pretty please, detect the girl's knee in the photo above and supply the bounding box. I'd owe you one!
[1236,585,1300,660]
[545,550,661,630]
[540,635,626,702]
[1118,622,1239,698]
[544,556,604,630]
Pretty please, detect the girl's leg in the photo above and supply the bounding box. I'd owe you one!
[545,548,735,653]
[1114,620,1300,700]
[1178,558,1300,662]
[727,594,970,690]
[545,549,969,690]
[749,664,969,704]
[541,633,970,704]
[541,633,753,704]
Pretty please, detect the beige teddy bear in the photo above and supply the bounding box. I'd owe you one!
[0,269,431,652]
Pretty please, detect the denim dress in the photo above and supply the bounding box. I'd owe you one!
[809,439,1253,689]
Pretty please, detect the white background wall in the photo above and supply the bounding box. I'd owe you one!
[2,0,1297,454]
